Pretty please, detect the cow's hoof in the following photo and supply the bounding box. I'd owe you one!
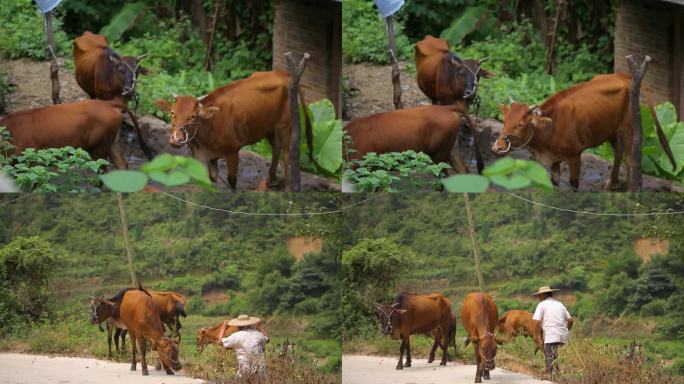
[483,373,491,380]
[165,369,175,375]
[130,366,136,371]
[155,363,162,370]
[475,379,482,383]
[427,357,434,364]
[440,361,447,366]
[142,369,149,376]
[404,362,411,368]
[395,365,403,370]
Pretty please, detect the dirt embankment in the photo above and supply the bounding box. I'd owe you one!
[343,62,683,192]
[1,57,339,192]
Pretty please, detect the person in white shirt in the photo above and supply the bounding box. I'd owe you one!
[219,314,269,381]
[531,286,574,377]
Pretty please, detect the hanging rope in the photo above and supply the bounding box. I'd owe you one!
[506,192,684,216]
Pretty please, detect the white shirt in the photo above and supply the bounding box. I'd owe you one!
[533,297,571,344]
[222,329,269,377]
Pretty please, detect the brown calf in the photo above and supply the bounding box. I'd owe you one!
[149,290,188,341]
[497,310,543,353]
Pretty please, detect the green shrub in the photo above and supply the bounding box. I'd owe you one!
[0,0,69,59]
[343,0,412,64]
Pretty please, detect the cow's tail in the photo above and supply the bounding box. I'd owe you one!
[642,84,676,170]
[297,89,315,165]
[449,315,458,355]
[123,106,155,161]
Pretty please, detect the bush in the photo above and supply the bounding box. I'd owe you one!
[343,0,412,64]
[0,0,70,59]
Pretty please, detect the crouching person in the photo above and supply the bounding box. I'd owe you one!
[219,314,269,381]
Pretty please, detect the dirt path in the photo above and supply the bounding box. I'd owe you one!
[343,62,683,192]
[0,353,207,384]
[342,355,551,384]
[1,57,339,191]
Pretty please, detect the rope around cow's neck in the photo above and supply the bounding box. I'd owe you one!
[172,122,200,144]
[501,124,536,154]
[377,307,397,334]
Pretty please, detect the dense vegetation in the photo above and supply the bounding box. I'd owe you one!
[0,193,342,380]
[341,193,684,378]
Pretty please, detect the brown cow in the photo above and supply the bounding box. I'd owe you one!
[344,105,471,173]
[91,297,128,358]
[155,70,313,190]
[118,287,181,376]
[461,293,503,383]
[0,100,127,169]
[492,73,676,190]
[374,292,456,370]
[73,31,153,160]
[497,310,543,353]
[149,290,188,341]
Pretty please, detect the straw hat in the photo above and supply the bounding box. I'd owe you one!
[227,314,261,327]
[530,286,560,296]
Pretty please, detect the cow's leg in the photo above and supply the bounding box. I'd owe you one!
[139,338,149,376]
[440,334,449,366]
[225,152,239,191]
[428,338,438,363]
[396,339,405,370]
[267,134,281,187]
[107,323,113,358]
[130,334,137,371]
[405,336,412,368]
[121,330,127,351]
[208,159,219,183]
[483,369,491,380]
[114,328,122,354]
[474,343,482,383]
[109,138,128,170]
[568,156,581,191]
[448,144,468,174]
[605,136,624,190]
[550,162,561,186]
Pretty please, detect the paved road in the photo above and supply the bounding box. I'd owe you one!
[0,353,208,384]
[342,355,552,384]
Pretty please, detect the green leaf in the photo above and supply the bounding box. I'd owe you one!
[100,2,147,42]
[148,170,190,187]
[308,99,343,173]
[440,6,489,46]
[482,157,516,176]
[100,170,148,192]
[441,174,490,193]
[489,174,531,190]
[141,153,175,173]
[521,161,554,190]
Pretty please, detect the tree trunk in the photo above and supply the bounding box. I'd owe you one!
[45,12,61,105]
[116,193,138,287]
[191,0,209,45]
[386,16,403,110]
[464,193,485,292]
[284,52,310,192]
[626,54,651,192]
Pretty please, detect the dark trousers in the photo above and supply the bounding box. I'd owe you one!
[544,342,564,374]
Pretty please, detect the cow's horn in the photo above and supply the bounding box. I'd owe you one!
[197,94,208,102]
[171,92,178,99]
[391,303,400,309]
[508,96,515,104]
[479,57,490,64]
[136,53,149,62]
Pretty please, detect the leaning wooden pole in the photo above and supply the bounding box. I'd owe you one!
[464,193,485,292]
[284,51,310,192]
[626,54,651,192]
[385,16,403,110]
[44,12,61,104]
[116,193,138,287]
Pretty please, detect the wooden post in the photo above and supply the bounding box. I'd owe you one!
[386,16,403,110]
[625,54,651,192]
[464,193,484,292]
[284,51,310,192]
[44,12,61,105]
[545,0,565,74]
[116,193,138,287]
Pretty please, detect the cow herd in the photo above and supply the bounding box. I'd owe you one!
[89,284,260,376]
[375,292,545,383]
[344,35,677,191]
[0,31,315,190]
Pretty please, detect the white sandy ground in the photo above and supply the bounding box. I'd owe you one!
[342,355,553,384]
[0,353,209,384]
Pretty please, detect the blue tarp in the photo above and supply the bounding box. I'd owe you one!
[35,0,63,14]
[374,0,404,18]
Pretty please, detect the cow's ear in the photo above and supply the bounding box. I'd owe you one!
[533,116,552,129]
[137,65,151,76]
[156,99,172,113]
[480,68,495,79]
[396,309,408,314]
[199,105,220,120]
[495,337,506,345]
[498,104,509,115]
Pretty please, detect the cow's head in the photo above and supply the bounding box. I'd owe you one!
[120,54,149,98]
[458,58,495,99]
[89,296,113,325]
[196,328,210,352]
[156,337,182,371]
[374,303,406,336]
[492,102,552,155]
[156,96,220,147]
[473,331,504,371]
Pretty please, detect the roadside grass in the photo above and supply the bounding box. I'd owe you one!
[0,312,340,383]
